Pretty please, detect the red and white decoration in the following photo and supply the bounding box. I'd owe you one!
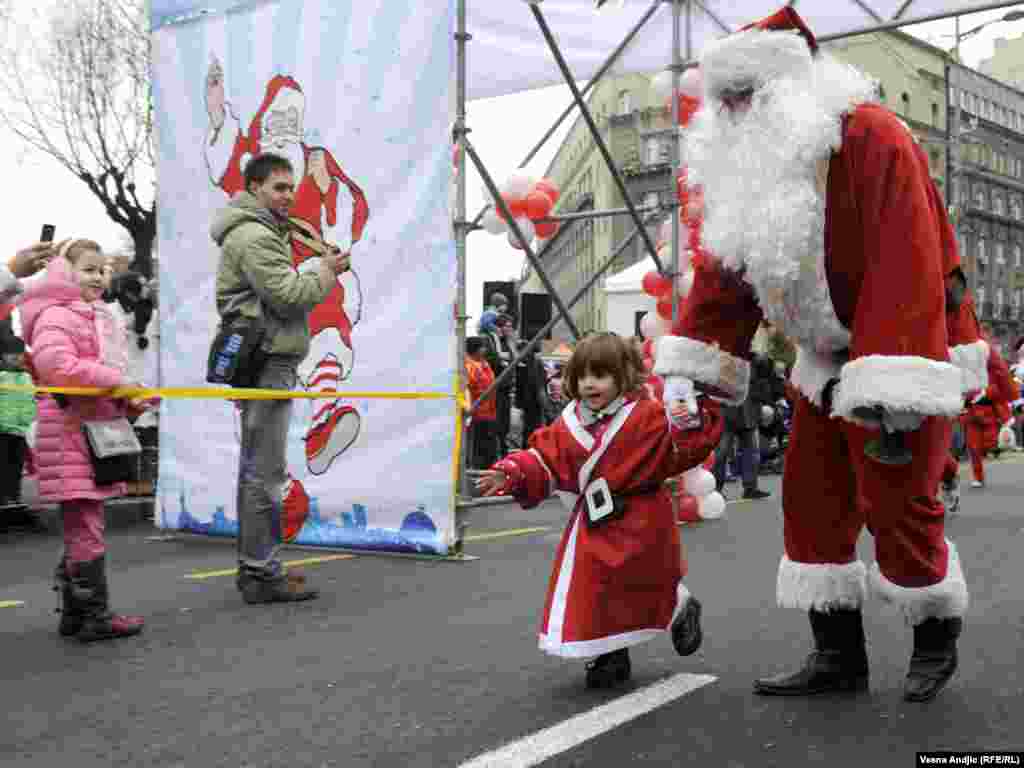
[480,174,562,250]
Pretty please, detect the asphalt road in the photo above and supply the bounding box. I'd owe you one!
[1,455,1022,768]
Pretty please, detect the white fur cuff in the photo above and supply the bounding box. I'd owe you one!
[777,556,867,611]
[869,541,969,626]
[948,340,989,394]
[653,335,750,405]
[832,355,963,421]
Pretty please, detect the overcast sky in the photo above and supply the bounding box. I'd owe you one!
[3,6,1022,325]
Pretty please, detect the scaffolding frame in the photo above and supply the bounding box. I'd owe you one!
[451,0,1024,546]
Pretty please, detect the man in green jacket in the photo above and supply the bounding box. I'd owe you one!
[211,152,347,604]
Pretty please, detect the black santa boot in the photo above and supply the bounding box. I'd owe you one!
[754,608,869,695]
[53,560,85,637]
[903,617,963,702]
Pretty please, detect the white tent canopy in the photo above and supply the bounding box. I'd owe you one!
[153,1,1024,100]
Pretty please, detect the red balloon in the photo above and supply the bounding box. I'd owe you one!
[535,219,560,238]
[535,178,560,203]
[677,494,701,523]
[643,355,654,373]
[642,270,672,298]
[524,191,553,220]
[656,299,674,320]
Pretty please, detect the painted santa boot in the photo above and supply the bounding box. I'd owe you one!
[903,617,962,702]
[753,609,869,695]
[53,560,84,637]
[304,354,361,476]
[585,649,632,689]
[72,557,144,643]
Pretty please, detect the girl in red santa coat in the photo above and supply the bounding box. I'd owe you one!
[475,333,723,689]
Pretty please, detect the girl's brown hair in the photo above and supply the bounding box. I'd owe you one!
[563,332,643,401]
[57,239,103,265]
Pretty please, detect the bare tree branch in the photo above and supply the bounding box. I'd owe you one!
[0,0,155,276]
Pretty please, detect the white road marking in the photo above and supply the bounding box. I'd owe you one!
[458,672,717,768]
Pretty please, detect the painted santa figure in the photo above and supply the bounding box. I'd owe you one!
[657,7,971,702]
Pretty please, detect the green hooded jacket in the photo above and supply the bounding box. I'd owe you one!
[210,192,331,360]
[0,371,35,437]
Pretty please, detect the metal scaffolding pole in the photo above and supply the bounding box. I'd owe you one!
[464,136,583,341]
[469,0,664,229]
[529,2,665,274]
[670,0,685,327]
[466,214,661,418]
[453,0,472,535]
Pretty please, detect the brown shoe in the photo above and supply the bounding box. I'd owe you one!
[241,568,319,604]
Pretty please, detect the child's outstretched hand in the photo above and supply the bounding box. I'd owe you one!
[475,469,508,497]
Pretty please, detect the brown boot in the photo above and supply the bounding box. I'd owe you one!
[903,617,962,702]
[239,567,320,604]
[754,609,869,696]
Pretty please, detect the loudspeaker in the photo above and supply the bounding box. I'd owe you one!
[483,281,517,318]
[520,292,553,341]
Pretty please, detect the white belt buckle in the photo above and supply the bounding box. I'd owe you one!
[584,477,615,525]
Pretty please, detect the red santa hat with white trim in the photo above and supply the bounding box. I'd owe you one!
[245,74,305,145]
[699,6,818,99]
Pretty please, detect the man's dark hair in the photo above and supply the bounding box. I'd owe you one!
[244,153,294,191]
[466,337,487,356]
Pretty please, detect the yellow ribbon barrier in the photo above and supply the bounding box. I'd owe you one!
[0,384,454,401]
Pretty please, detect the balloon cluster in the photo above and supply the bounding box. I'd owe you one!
[640,66,708,374]
[672,460,727,522]
[480,173,562,251]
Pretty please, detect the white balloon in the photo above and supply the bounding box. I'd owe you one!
[676,267,695,298]
[679,67,703,99]
[481,209,507,235]
[639,313,659,340]
[502,172,534,200]
[698,491,726,520]
[507,217,535,249]
[653,314,673,337]
[682,467,716,497]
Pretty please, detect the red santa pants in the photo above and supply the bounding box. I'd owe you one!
[780,395,967,624]
[961,407,999,484]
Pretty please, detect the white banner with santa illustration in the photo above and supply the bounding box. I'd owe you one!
[151,0,459,554]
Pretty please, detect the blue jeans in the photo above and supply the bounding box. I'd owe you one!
[714,427,760,491]
[236,355,300,576]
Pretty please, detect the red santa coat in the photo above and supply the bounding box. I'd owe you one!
[962,345,1016,454]
[656,102,969,625]
[495,395,722,658]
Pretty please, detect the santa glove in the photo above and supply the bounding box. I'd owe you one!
[663,376,698,428]
[882,409,925,433]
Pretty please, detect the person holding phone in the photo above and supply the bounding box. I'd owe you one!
[475,333,722,690]
[1,240,56,306]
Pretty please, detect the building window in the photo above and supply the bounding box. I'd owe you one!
[1012,197,1022,220]
[977,286,986,308]
[958,234,967,256]
[949,85,956,105]
[996,287,1005,314]
[644,136,660,165]
[961,91,969,110]
[996,241,1006,264]
[618,90,633,115]
[995,195,1005,215]
[974,186,986,209]
[1013,111,1019,130]
[1014,243,1022,268]
[973,93,980,113]
[978,238,988,264]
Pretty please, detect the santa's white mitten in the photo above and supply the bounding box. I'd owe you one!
[663,376,698,428]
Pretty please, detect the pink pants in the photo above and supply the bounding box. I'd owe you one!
[62,499,105,564]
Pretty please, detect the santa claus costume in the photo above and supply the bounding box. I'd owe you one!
[656,7,970,702]
[488,335,722,689]
[956,340,1017,487]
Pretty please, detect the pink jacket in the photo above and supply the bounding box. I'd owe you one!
[19,258,130,502]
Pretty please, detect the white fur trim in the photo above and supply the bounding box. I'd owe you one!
[833,355,963,421]
[653,335,750,405]
[869,540,969,626]
[700,28,812,96]
[777,555,867,611]
[948,340,989,394]
[790,346,842,409]
[539,580,691,659]
[561,401,594,451]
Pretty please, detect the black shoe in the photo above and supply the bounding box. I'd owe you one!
[671,596,703,656]
[240,569,320,604]
[754,609,869,696]
[903,617,962,702]
[742,488,771,500]
[585,649,631,689]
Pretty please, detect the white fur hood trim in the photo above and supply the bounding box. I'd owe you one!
[869,540,968,625]
[700,28,812,97]
[790,346,842,409]
[949,340,989,394]
[832,355,963,420]
[777,556,867,611]
[653,335,750,405]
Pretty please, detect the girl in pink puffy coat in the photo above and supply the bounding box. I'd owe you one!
[19,239,149,643]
